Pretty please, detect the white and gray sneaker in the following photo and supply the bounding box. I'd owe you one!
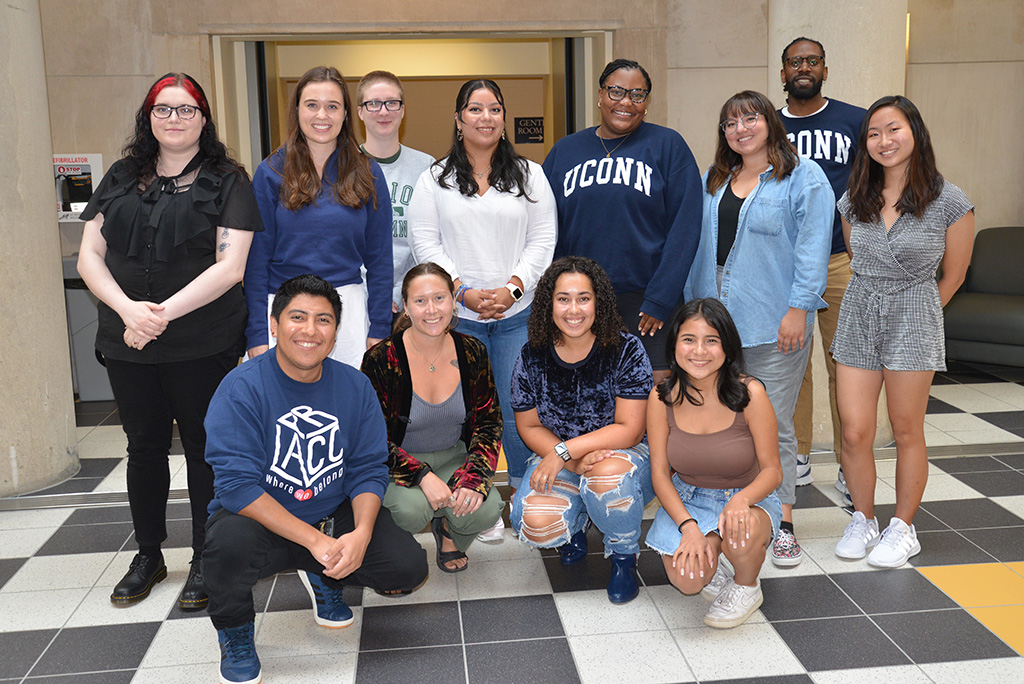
[796,453,814,486]
[867,517,921,568]
[704,579,763,629]
[701,562,734,601]
[835,511,880,559]
[835,467,853,507]
[476,516,505,543]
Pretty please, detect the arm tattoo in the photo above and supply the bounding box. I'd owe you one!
[218,242,229,253]
[221,228,230,239]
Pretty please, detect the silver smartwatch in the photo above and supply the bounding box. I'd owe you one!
[554,441,571,462]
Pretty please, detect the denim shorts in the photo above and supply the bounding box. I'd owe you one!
[645,474,782,556]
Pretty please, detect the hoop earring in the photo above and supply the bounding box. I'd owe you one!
[448,308,459,332]
[457,129,464,142]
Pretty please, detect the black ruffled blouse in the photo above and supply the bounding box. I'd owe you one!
[80,155,263,363]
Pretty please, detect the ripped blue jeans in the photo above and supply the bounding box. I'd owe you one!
[510,444,654,556]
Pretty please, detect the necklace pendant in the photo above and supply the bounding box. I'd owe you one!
[429,364,436,372]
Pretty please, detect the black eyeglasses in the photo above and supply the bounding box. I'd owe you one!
[151,105,200,120]
[360,100,403,112]
[784,55,824,69]
[603,86,649,104]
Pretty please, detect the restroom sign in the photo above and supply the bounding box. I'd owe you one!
[515,118,544,144]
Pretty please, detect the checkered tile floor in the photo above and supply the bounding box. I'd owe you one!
[1,360,1023,683]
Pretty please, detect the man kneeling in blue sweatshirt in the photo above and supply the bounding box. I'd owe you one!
[203,274,428,684]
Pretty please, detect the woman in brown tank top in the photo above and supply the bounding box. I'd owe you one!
[645,298,783,629]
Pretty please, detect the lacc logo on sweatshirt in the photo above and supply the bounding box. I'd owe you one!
[268,405,345,497]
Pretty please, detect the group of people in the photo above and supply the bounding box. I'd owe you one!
[75,35,974,684]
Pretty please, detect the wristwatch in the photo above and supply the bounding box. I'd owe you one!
[505,282,524,301]
[554,441,571,462]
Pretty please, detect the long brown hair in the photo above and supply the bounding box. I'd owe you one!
[393,263,457,335]
[846,95,942,223]
[276,66,377,211]
[706,90,798,195]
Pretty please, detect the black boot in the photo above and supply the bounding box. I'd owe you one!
[110,553,166,605]
[178,556,208,610]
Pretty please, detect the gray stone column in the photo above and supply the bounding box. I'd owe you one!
[768,0,908,451]
[0,0,78,495]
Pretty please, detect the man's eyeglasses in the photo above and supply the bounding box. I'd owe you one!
[784,56,824,69]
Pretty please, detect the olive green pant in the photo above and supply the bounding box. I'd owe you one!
[383,444,505,552]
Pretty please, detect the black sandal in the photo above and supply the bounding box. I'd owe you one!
[431,517,468,573]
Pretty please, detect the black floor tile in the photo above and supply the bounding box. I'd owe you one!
[0,557,26,591]
[166,501,193,520]
[32,478,105,495]
[960,526,1024,562]
[909,530,995,566]
[926,397,963,414]
[996,453,1024,470]
[65,506,133,525]
[965,363,1024,382]
[35,522,133,556]
[163,518,195,550]
[25,672,135,684]
[976,411,1024,431]
[264,571,362,613]
[0,629,57,679]
[772,616,910,671]
[360,601,461,650]
[930,373,958,385]
[873,504,948,532]
[73,458,122,479]
[30,622,161,676]
[99,411,122,427]
[951,470,1024,497]
[922,498,1024,529]
[542,553,613,593]
[461,594,564,643]
[873,609,1018,663]
[637,548,670,586]
[931,456,1013,474]
[537,522,602,559]
[831,569,957,614]
[355,645,464,684]
[759,575,860,621]
[466,638,580,684]
[795,484,837,509]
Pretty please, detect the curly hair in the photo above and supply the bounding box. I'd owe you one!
[121,73,246,182]
[706,90,799,195]
[527,256,625,349]
[274,66,378,212]
[657,298,750,412]
[846,95,943,224]
[434,79,532,200]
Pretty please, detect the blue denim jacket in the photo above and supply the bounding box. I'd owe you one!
[685,159,833,347]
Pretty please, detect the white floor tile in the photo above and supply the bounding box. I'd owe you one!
[1,551,117,593]
[139,617,220,668]
[970,383,1024,409]
[798,537,887,575]
[646,583,767,630]
[925,431,967,447]
[97,548,193,588]
[65,580,179,627]
[131,662,221,683]
[792,506,855,540]
[672,621,803,680]
[0,587,86,631]
[256,607,362,657]
[921,657,1024,683]
[76,428,128,460]
[0,507,74,531]
[927,385,1019,413]
[454,555,551,600]
[946,428,1023,444]
[880,472,983,502]
[925,412,1004,432]
[571,630,694,684]
[811,664,932,683]
[260,651,357,684]
[0,527,57,559]
[994,495,1024,520]
[92,459,128,493]
[555,588,667,636]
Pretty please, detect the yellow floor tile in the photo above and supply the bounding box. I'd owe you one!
[967,605,1024,656]
[918,563,1024,608]
[1007,562,1024,580]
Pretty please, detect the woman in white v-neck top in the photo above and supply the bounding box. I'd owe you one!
[409,79,557,490]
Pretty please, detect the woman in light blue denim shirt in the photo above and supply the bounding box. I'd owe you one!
[685,90,832,569]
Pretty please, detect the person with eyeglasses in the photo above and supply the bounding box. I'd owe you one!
[245,66,393,369]
[542,58,703,383]
[356,71,435,318]
[685,90,833,569]
[409,79,557,492]
[777,37,868,503]
[76,73,263,609]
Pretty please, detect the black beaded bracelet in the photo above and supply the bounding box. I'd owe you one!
[677,518,698,532]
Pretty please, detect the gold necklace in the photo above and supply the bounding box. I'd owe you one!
[596,128,633,158]
[408,334,446,372]
[473,167,490,179]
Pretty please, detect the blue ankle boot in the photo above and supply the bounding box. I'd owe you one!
[607,553,639,603]
[559,527,589,565]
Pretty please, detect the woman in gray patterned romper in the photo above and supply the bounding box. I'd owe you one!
[831,96,974,568]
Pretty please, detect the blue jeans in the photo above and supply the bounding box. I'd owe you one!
[458,308,531,486]
[742,318,815,506]
[510,445,654,556]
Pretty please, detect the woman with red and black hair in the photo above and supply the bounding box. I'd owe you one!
[77,73,262,608]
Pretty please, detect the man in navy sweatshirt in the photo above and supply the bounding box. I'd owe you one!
[778,37,867,499]
[202,274,427,684]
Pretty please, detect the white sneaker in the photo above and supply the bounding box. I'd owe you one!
[867,517,921,568]
[835,468,852,507]
[476,516,505,543]
[796,453,814,486]
[704,579,763,629]
[701,563,733,602]
[835,511,880,559]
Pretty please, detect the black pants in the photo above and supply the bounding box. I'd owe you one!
[202,502,428,630]
[105,352,237,555]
